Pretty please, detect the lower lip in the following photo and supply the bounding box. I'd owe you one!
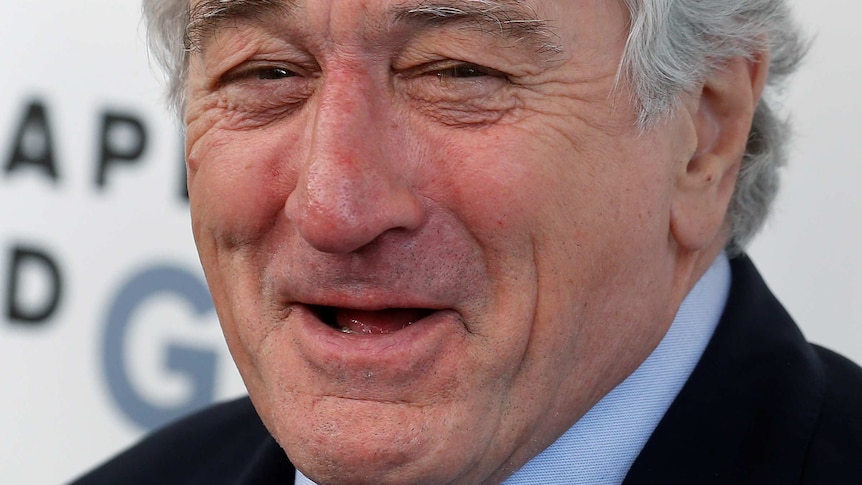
[291,304,463,367]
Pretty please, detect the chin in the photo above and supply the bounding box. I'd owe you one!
[270,396,491,485]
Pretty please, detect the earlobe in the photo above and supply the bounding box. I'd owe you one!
[670,53,769,252]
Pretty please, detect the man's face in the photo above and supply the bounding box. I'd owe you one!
[185,0,697,483]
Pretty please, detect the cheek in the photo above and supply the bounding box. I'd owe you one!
[430,132,538,237]
[185,125,304,368]
[441,120,675,315]
[187,125,302,249]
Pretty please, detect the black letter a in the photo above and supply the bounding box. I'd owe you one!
[5,100,59,180]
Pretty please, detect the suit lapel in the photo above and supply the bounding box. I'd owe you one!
[623,256,826,484]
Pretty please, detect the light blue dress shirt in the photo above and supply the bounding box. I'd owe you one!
[297,253,731,485]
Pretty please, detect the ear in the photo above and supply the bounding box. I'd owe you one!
[670,53,769,252]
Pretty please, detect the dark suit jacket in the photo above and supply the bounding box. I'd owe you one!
[71,256,862,484]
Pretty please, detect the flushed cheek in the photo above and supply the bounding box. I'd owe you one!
[187,125,303,248]
[185,123,309,377]
[427,136,535,235]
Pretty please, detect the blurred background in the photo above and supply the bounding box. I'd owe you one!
[1,1,859,483]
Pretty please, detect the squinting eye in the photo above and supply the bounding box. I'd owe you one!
[219,64,301,85]
[434,64,498,80]
[257,67,296,80]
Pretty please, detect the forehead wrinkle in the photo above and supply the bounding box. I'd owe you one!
[186,0,298,52]
[395,0,562,57]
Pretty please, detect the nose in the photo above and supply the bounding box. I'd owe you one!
[285,72,425,253]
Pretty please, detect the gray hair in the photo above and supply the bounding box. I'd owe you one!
[142,0,806,254]
[618,0,806,254]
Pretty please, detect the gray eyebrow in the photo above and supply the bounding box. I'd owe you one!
[185,0,297,52]
[185,0,562,56]
[397,0,562,56]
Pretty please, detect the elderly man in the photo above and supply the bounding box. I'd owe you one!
[74,0,862,484]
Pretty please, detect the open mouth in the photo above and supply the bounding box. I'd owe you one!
[311,306,436,335]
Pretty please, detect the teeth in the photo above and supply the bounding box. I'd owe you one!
[339,321,413,334]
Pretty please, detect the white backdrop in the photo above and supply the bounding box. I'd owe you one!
[0,2,859,484]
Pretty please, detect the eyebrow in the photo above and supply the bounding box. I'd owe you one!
[397,1,562,55]
[186,0,297,52]
[186,0,562,56]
